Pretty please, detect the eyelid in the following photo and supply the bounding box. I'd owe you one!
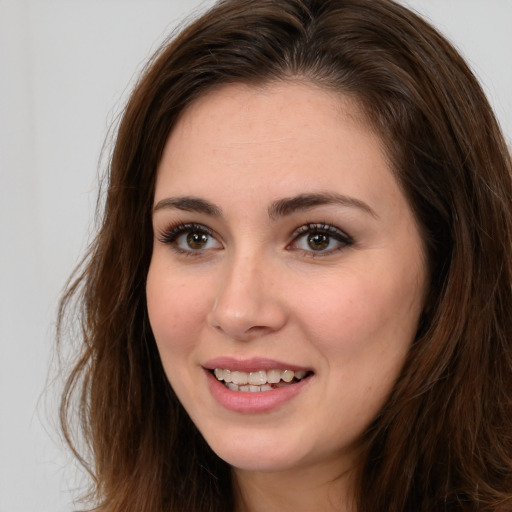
[157,222,210,243]
[291,222,351,239]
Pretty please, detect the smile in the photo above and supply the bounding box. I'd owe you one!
[205,361,314,412]
[213,368,310,392]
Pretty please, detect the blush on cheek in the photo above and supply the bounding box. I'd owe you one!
[148,308,192,354]
[147,285,209,359]
[301,279,417,376]
[294,279,380,341]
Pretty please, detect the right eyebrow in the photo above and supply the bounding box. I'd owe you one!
[153,196,222,217]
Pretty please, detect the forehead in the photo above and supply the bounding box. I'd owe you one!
[155,82,396,218]
[170,81,373,153]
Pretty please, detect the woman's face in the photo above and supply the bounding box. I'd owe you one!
[147,82,426,476]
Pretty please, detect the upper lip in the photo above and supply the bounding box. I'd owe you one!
[203,357,312,373]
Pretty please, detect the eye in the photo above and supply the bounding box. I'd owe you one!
[158,223,222,254]
[289,223,352,255]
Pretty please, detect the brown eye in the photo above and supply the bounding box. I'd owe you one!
[289,223,353,256]
[160,223,222,253]
[187,232,209,249]
[307,233,330,251]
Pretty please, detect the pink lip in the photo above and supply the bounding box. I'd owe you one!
[205,371,312,413]
[203,363,313,414]
[203,356,310,373]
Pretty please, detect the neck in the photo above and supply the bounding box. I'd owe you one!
[232,458,358,512]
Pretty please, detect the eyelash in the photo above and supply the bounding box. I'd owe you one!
[156,222,353,257]
[157,222,219,257]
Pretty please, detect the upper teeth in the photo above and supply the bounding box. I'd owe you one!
[213,368,307,385]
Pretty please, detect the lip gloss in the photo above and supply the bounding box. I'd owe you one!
[205,368,312,414]
[203,356,310,373]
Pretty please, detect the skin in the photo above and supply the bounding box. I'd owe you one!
[146,81,427,512]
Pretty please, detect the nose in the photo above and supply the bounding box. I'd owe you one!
[207,251,288,341]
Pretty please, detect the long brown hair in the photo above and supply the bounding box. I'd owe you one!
[58,0,512,510]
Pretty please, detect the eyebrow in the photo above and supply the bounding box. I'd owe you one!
[153,196,222,216]
[268,192,378,219]
[153,192,377,219]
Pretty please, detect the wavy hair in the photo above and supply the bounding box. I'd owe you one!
[58,0,512,510]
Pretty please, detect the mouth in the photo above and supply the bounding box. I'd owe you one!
[211,368,313,393]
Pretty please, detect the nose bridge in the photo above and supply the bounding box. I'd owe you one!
[207,245,286,339]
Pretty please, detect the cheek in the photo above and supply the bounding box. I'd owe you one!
[294,270,423,436]
[293,267,423,365]
[146,263,210,357]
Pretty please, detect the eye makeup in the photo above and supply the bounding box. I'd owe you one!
[288,222,354,257]
[156,219,354,259]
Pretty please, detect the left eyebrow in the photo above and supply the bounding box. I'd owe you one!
[268,192,378,219]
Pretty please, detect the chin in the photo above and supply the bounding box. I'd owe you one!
[201,426,313,473]
[216,449,301,473]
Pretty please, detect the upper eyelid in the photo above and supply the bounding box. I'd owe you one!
[157,222,215,243]
[291,222,353,241]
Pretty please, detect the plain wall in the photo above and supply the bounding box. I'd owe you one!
[0,1,510,511]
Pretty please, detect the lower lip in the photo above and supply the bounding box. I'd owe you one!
[205,370,312,413]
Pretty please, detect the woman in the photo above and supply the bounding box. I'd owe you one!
[58,0,512,510]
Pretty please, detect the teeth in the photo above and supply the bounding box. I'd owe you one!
[281,369,294,383]
[267,369,281,383]
[248,370,267,385]
[213,368,309,392]
[231,371,248,385]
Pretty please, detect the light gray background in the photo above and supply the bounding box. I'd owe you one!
[1,1,511,511]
